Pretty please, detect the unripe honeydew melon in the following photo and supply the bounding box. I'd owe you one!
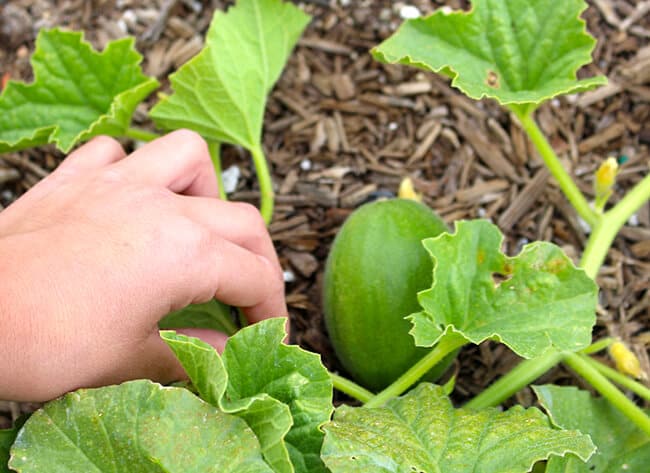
[323,198,449,391]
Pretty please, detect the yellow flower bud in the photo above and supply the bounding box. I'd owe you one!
[609,340,643,379]
[594,157,618,196]
[398,177,422,202]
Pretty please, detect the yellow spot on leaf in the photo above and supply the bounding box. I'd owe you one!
[545,258,567,274]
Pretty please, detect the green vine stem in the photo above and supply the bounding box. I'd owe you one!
[514,111,598,228]
[580,337,614,355]
[330,373,374,403]
[364,332,467,408]
[581,354,650,403]
[249,144,274,224]
[208,141,227,201]
[563,352,650,436]
[581,172,650,279]
[125,127,160,142]
[464,349,565,409]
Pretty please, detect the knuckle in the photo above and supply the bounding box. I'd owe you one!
[261,255,285,290]
[93,135,123,153]
[173,129,209,158]
[234,202,266,229]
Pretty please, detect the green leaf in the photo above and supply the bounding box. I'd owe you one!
[535,385,650,472]
[321,383,595,473]
[149,0,311,150]
[8,380,272,473]
[159,299,237,336]
[162,318,333,473]
[0,29,158,153]
[372,0,606,113]
[1,427,18,473]
[409,220,597,358]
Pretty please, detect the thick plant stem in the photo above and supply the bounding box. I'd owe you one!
[330,373,374,403]
[516,112,598,228]
[125,127,160,142]
[364,332,467,408]
[581,173,650,278]
[581,354,650,403]
[208,141,227,201]
[250,144,274,225]
[563,352,650,436]
[465,350,565,409]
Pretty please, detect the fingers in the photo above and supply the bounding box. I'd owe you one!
[186,234,287,325]
[111,129,219,198]
[11,136,127,206]
[178,198,283,276]
[86,329,230,391]
[57,136,127,173]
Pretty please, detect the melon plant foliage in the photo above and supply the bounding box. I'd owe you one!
[1,0,649,472]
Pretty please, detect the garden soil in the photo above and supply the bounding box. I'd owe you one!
[1,0,648,425]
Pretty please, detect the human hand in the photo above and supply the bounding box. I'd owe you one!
[0,130,286,402]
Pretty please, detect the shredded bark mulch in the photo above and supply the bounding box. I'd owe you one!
[1,0,648,426]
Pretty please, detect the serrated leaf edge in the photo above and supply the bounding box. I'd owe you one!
[371,1,607,108]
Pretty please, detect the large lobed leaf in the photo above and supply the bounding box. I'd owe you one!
[535,385,650,472]
[0,29,158,153]
[162,318,333,473]
[409,220,597,358]
[372,0,606,114]
[8,380,272,473]
[321,383,595,472]
[150,0,311,150]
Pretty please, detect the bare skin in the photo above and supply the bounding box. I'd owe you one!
[0,130,287,402]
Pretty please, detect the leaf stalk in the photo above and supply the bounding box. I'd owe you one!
[563,352,650,436]
[208,141,227,201]
[514,111,598,228]
[464,349,565,409]
[125,127,161,142]
[580,172,650,279]
[250,144,274,225]
[579,354,650,403]
[364,332,467,408]
[330,373,374,403]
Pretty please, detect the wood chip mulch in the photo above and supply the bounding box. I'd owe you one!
[1,0,648,425]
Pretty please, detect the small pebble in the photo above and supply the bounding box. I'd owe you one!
[515,237,529,253]
[577,216,591,234]
[628,214,639,226]
[221,165,241,194]
[399,5,421,19]
[116,19,128,33]
[300,159,312,171]
[283,270,296,283]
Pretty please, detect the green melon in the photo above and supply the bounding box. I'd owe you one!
[323,198,449,391]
